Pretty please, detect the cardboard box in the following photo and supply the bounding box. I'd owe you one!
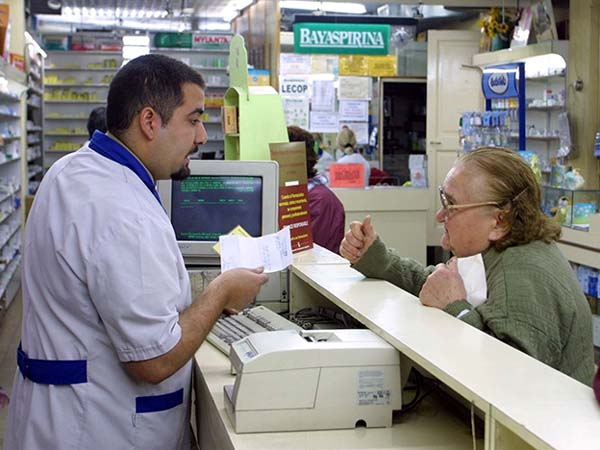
[9,53,25,72]
[221,105,238,134]
[0,5,9,57]
[248,69,270,86]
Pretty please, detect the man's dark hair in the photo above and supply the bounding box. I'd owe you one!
[87,106,107,138]
[287,125,318,179]
[106,54,206,138]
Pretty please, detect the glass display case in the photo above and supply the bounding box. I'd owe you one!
[541,185,600,230]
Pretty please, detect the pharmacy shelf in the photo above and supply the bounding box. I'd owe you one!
[45,100,105,104]
[45,67,118,72]
[191,65,228,72]
[28,168,43,179]
[150,47,229,54]
[0,225,21,253]
[28,86,43,96]
[0,253,21,278]
[0,255,22,311]
[46,83,110,88]
[44,116,88,120]
[0,92,20,102]
[47,50,122,55]
[526,74,566,82]
[0,187,19,205]
[0,207,16,226]
[45,149,78,153]
[0,158,21,168]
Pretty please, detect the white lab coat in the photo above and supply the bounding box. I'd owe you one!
[5,144,192,450]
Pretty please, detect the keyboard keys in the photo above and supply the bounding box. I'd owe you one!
[206,306,301,355]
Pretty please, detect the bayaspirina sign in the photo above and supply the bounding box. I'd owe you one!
[293,23,390,55]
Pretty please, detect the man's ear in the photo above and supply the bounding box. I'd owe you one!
[488,210,510,242]
[138,107,159,140]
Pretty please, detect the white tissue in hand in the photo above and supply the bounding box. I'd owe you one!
[457,254,487,307]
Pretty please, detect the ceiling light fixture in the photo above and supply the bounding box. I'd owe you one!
[280,1,366,14]
[222,0,254,22]
[222,9,239,22]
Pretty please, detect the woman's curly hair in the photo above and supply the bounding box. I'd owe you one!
[459,147,561,251]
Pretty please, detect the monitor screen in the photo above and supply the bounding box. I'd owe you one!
[158,160,279,265]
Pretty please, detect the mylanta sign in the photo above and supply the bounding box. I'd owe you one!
[293,23,390,55]
[482,64,520,99]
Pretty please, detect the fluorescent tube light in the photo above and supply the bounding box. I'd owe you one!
[222,9,239,22]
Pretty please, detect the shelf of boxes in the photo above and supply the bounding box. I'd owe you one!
[473,41,569,176]
[43,49,122,169]
[150,35,231,159]
[0,60,26,311]
[26,44,45,196]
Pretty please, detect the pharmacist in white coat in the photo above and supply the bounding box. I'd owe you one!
[5,54,268,450]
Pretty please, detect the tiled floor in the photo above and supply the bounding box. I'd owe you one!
[0,292,22,449]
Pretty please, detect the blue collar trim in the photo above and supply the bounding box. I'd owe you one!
[88,131,161,205]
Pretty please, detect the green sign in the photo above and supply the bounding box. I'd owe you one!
[293,23,390,55]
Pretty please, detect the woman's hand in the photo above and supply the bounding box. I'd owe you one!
[419,258,467,309]
[340,215,377,264]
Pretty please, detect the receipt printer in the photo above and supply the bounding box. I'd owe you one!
[224,329,402,433]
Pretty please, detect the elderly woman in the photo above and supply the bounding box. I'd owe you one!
[340,147,594,385]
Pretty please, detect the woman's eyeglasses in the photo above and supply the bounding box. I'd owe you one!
[438,186,501,216]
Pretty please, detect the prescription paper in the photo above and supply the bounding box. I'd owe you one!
[457,254,488,307]
[219,227,293,273]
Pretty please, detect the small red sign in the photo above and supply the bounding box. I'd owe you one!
[329,163,365,188]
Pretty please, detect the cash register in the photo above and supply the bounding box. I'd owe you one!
[224,329,402,433]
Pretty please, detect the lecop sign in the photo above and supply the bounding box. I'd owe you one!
[293,23,390,55]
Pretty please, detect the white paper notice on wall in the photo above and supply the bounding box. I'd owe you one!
[280,53,312,74]
[279,75,310,97]
[310,111,339,133]
[339,100,369,122]
[338,76,371,100]
[283,97,309,129]
[311,78,336,112]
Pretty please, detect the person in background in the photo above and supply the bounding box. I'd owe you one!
[335,125,371,187]
[5,54,268,450]
[288,125,345,254]
[340,147,594,385]
[87,105,107,139]
[312,132,335,180]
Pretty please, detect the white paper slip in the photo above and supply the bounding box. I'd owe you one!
[456,254,488,307]
[219,226,293,273]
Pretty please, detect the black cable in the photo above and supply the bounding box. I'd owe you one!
[400,370,441,415]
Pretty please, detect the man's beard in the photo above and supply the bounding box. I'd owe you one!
[170,165,191,181]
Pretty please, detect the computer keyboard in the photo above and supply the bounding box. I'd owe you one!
[207,305,302,355]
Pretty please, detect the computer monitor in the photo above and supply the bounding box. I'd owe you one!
[157,160,279,266]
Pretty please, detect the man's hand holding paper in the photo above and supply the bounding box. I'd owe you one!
[219,226,293,273]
